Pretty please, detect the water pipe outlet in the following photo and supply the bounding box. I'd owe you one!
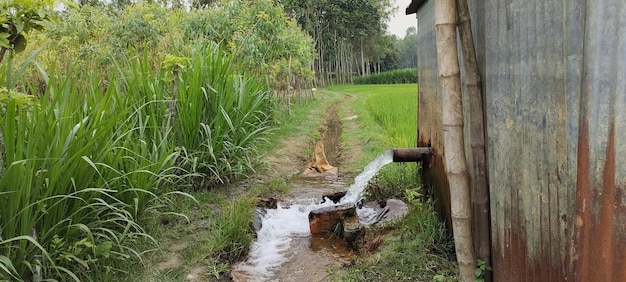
[392,147,433,168]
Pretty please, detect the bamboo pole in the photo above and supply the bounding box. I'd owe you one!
[434,0,476,280]
[456,1,491,279]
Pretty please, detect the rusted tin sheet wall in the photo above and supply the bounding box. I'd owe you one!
[571,1,626,280]
[414,0,626,281]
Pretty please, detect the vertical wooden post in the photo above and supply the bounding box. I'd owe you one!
[434,0,477,280]
[456,1,491,280]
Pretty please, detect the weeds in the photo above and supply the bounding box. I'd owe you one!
[476,259,493,282]
[207,198,255,263]
[335,201,458,281]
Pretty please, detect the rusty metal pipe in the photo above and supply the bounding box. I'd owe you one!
[392,147,434,168]
[392,147,432,162]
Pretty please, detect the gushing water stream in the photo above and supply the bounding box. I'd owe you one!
[232,150,394,281]
[339,150,394,204]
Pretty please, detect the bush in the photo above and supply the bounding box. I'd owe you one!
[353,68,417,85]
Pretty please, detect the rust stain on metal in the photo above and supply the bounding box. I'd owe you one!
[613,187,626,280]
[574,120,626,281]
[593,122,616,280]
[418,133,452,229]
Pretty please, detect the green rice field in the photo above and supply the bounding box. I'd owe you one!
[328,84,418,148]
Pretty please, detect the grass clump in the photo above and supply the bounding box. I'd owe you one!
[335,201,458,281]
[353,69,417,85]
[206,198,256,262]
[366,162,421,202]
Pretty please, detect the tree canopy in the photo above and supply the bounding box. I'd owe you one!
[282,0,395,84]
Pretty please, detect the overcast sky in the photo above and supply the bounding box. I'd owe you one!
[387,0,417,38]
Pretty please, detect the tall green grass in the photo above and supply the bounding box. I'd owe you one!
[0,44,274,280]
[173,44,275,187]
[353,68,417,85]
[0,69,183,281]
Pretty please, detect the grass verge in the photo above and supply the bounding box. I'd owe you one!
[334,201,458,281]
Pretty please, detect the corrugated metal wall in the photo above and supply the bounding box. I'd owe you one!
[414,0,626,280]
[415,1,454,231]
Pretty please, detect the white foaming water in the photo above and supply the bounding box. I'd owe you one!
[339,149,394,204]
[233,200,335,280]
[232,150,394,280]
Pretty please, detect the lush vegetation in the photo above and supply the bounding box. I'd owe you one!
[0,0,317,280]
[19,0,315,91]
[0,0,439,280]
[282,0,397,85]
[394,26,419,70]
[353,68,417,85]
[0,43,278,281]
[124,90,344,281]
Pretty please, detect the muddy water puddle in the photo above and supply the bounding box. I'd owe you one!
[232,176,354,282]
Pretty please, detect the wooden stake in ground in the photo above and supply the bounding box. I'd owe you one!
[434,0,476,280]
[456,0,491,279]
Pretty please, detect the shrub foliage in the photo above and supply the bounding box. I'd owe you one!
[353,68,417,85]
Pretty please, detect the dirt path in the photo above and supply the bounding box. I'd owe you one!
[264,96,353,180]
[232,95,361,281]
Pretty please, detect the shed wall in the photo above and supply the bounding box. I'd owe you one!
[416,0,453,229]
[414,0,626,280]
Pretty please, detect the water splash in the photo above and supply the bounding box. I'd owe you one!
[339,149,394,204]
[233,200,336,280]
[232,150,394,280]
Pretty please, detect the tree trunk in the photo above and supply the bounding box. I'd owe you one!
[434,0,476,281]
[456,1,491,280]
[360,40,365,76]
[319,40,325,86]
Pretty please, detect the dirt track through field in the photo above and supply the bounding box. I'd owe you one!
[231,95,362,282]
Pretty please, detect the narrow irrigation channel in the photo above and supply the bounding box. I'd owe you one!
[232,151,394,281]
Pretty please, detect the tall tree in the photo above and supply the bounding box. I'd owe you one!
[398,26,418,69]
[282,0,392,85]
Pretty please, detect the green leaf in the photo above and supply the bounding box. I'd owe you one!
[14,17,24,33]
[0,255,20,280]
[13,34,26,53]
[0,32,9,48]
[96,241,113,258]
